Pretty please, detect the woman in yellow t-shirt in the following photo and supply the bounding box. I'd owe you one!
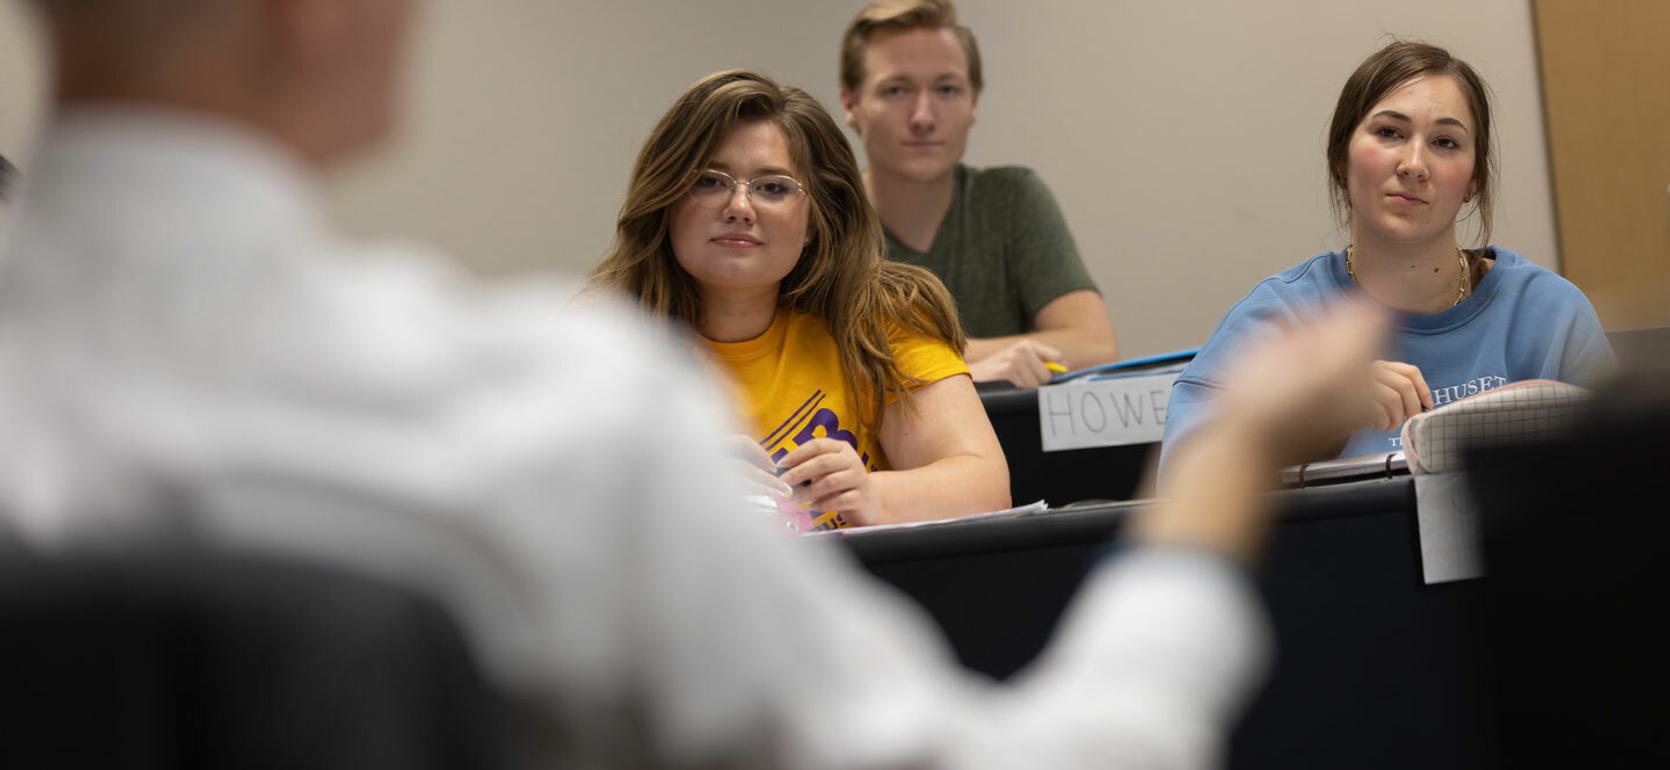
[589,69,1008,529]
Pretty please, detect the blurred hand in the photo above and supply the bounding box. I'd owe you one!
[1367,360,1433,430]
[726,434,792,499]
[1136,301,1388,561]
[1212,301,1389,468]
[968,340,1065,389]
[778,438,881,526]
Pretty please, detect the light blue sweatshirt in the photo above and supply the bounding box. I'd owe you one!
[1160,246,1612,466]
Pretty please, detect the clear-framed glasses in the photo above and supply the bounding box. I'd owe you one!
[687,169,807,211]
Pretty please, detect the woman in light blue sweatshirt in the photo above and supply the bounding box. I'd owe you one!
[1161,41,1611,468]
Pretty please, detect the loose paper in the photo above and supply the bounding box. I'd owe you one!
[801,500,1049,538]
[1414,473,1485,584]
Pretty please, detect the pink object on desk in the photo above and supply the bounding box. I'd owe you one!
[775,496,817,534]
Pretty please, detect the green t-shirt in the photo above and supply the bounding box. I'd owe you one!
[882,164,1098,339]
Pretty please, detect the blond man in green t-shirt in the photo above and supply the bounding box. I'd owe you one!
[839,0,1119,388]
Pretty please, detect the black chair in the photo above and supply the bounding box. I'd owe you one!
[1606,327,1670,373]
[0,546,516,770]
[1466,371,1670,767]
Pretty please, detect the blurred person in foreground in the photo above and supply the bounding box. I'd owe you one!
[0,0,1386,767]
[0,154,17,227]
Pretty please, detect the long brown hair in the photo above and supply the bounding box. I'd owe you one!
[588,69,965,433]
[1326,40,1496,246]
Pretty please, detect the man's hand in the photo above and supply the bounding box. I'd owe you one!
[1213,302,1388,467]
[1134,302,1388,562]
[968,340,1065,389]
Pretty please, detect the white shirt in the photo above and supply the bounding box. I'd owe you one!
[0,109,1269,769]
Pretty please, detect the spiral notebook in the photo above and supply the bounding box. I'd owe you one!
[1400,379,1591,475]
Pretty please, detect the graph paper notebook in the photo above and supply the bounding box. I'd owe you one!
[1400,379,1592,475]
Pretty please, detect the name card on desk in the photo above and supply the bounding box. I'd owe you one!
[1036,373,1177,451]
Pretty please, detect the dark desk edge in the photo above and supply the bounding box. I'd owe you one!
[977,385,1038,417]
[832,476,1416,565]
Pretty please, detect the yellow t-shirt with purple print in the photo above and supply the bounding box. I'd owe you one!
[704,310,970,531]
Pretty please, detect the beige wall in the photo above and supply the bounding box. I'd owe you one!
[0,0,1558,357]
[0,5,44,167]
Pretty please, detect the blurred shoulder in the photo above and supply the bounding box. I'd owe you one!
[237,242,730,489]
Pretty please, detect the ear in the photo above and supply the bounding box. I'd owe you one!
[839,87,861,134]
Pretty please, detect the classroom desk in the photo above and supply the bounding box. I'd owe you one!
[980,326,1667,507]
[978,384,1154,505]
[843,477,1489,770]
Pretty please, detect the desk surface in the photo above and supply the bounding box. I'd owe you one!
[979,328,1665,505]
[843,475,1414,563]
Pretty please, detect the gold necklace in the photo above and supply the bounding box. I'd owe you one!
[1346,244,1471,308]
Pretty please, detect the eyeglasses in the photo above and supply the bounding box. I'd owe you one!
[687,169,807,210]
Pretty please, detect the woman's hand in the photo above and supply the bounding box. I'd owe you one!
[726,434,792,499]
[1368,360,1434,430]
[777,438,881,526]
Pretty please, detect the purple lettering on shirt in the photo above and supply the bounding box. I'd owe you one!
[791,408,861,454]
[769,408,878,530]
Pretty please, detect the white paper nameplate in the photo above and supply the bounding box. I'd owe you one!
[1037,373,1178,451]
[1414,472,1486,584]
